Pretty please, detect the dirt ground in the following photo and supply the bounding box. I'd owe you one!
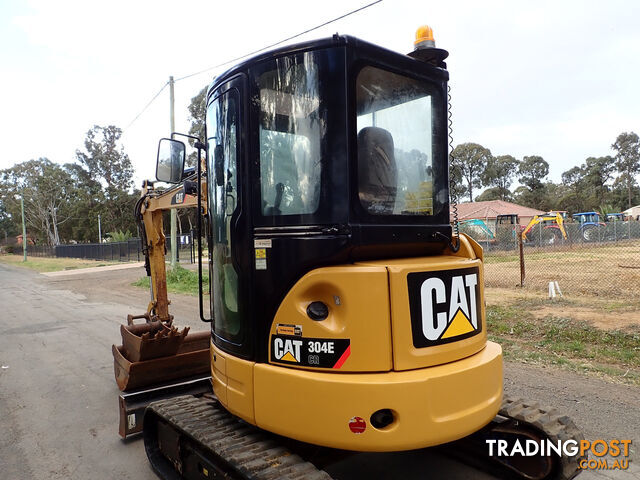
[485,287,640,331]
[40,262,204,331]
[1,263,638,479]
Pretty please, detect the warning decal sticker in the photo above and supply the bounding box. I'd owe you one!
[275,324,303,336]
[407,266,482,347]
[270,335,351,369]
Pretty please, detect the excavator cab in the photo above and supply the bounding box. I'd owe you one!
[199,36,453,363]
[141,30,585,480]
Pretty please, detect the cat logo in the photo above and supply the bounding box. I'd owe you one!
[273,337,303,363]
[407,267,482,347]
[171,191,185,205]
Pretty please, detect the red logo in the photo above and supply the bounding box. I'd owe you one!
[348,416,366,434]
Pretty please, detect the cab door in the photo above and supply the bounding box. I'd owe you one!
[206,77,252,358]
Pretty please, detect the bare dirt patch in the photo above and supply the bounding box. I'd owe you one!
[530,305,640,331]
[486,287,640,331]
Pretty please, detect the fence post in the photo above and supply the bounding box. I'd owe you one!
[190,229,194,264]
[538,224,542,247]
[599,223,602,243]
[518,226,525,287]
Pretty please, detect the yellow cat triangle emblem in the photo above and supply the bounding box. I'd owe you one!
[280,351,298,363]
[441,308,475,339]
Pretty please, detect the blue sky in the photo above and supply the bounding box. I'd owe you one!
[1,0,639,187]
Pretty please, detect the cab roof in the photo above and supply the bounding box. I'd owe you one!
[207,34,446,95]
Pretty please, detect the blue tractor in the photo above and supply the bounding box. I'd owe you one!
[572,211,605,242]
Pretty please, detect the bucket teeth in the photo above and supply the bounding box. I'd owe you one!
[119,317,193,363]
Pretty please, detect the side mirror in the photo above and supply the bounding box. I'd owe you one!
[214,145,224,187]
[156,138,186,184]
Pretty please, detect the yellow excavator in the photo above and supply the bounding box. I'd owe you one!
[522,212,568,245]
[115,26,586,479]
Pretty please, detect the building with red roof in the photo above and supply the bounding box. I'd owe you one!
[451,200,545,226]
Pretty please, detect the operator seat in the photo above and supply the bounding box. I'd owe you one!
[358,126,397,215]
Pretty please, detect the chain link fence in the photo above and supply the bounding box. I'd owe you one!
[475,220,640,297]
[25,235,196,263]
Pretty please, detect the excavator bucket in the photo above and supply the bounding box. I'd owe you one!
[120,321,189,362]
[113,318,212,439]
[113,315,210,392]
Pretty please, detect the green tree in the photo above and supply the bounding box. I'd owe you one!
[449,162,468,204]
[540,182,566,212]
[610,177,640,210]
[516,156,549,210]
[76,125,134,195]
[106,230,134,242]
[451,143,492,202]
[482,154,519,200]
[559,156,615,214]
[0,199,18,243]
[74,125,138,240]
[188,86,207,142]
[518,155,549,191]
[0,159,76,245]
[186,86,208,167]
[611,132,640,208]
[582,156,615,206]
[475,187,513,202]
[560,166,587,213]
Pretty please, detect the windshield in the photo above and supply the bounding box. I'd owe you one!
[356,66,441,216]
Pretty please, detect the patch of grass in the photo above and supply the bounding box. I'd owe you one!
[133,265,207,296]
[602,300,634,311]
[485,254,520,264]
[487,304,640,385]
[0,254,119,273]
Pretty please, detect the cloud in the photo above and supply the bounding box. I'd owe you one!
[2,0,639,192]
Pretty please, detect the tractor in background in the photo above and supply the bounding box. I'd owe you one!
[572,211,606,242]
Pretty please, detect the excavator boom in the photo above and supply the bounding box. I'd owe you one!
[113,171,212,437]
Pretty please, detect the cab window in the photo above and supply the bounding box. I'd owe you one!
[257,52,324,216]
[356,66,439,216]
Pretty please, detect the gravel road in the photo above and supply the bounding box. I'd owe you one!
[0,262,637,479]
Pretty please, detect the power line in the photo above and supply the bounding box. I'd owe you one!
[175,0,383,82]
[124,81,169,130]
[123,0,383,129]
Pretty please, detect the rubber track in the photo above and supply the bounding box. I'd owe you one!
[148,395,333,480]
[499,396,587,480]
[149,394,585,480]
